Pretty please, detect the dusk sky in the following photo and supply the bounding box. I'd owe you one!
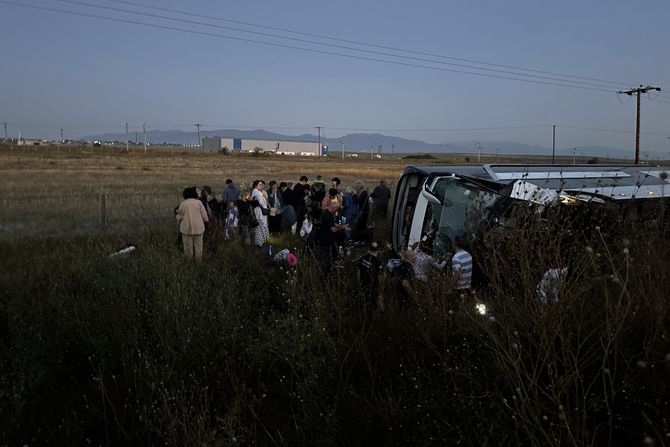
[1,0,669,156]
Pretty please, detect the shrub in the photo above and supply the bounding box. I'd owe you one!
[402,153,436,160]
[0,210,668,445]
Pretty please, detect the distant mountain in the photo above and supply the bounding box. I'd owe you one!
[82,129,633,158]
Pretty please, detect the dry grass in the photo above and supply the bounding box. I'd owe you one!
[0,145,411,238]
[0,145,407,195]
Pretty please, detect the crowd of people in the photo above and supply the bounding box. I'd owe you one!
[174,174,476,313]
[174,176,392,261]
[173,172,570,316]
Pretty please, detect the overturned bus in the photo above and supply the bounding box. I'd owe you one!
[391,164,670,260]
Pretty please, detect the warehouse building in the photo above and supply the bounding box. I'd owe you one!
[202,136,320,156]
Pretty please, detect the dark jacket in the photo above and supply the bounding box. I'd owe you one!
[371,184,392,208]
[357,190,369,216]
[223,184,241,205]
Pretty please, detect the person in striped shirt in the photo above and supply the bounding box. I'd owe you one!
[451,236,473,290]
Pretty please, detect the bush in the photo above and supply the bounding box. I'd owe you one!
[0,212,668,445]
[402,153,436,160]
[252,147,264,157]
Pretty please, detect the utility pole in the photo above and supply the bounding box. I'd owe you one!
[552,125,556,164]
[370,144,374,160]
[143,123,147,152]
[341,137,344,160]
[572,147,577,165]
[125,122,129,152]
[618,85,662,164]
[391,144,395,155]
[475,142,483,163]
[194,123,202,148]
[2,122,7,141]
[316,126,321,156]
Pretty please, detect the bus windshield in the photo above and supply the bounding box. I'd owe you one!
[422,178,502,257]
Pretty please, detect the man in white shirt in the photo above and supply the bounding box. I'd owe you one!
[451,236,473,290]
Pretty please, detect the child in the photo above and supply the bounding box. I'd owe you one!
[224,201,239,241]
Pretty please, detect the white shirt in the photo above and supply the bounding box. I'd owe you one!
[537,267,568,304]
[251,188,268,225]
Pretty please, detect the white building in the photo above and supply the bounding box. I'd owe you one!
[201,136,320,155]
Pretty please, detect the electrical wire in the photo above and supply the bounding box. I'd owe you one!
[199,124,316,130]
[324,125,552,132]
[646,93,670,105]
[648,98,670,105]
[101,0,636,90]
[0,1,619,93]
[558,125,668,136]
[48,0,628,90]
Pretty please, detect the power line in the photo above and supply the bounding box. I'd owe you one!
[0,1,617,93]
[325,124,552,132]
[558,125,667,136]
[198,124,314,130]
[102,0,636,90]
[648,97,670,105]
[51,0,628,91]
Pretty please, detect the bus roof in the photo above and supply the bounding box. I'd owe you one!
[402,164,670,200]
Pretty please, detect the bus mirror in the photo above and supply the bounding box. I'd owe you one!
[420,188,442,206]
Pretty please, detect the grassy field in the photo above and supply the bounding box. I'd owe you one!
[0,145,409,239]
[1,144,669,446]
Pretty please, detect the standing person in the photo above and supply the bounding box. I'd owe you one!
[311,175,326,196]
[354,181,370,244]
[280,181,295,211]
[315,205,348,273]
[200,186,213,217]
[224,201,239,241]
[370,179,392,219]
[222,178,241,205]
[267,180,283,233]
[176,186,209,262]
[310,180,326,211]
[236,190,254,245]
[331,177,344,200]
[200,185,216,246]
[451,236,473,290]
[537,261,568,304]
[279,182,297,233]
[251,180,270,246]
[342,185,358,246]
[358,241,384,313]
[293,175,310,225]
